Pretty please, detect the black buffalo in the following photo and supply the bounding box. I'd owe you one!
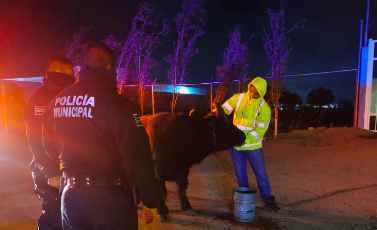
[141,104,246,218]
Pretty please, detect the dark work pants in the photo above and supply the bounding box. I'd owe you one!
[38,200,62,230]
[230,148,272,200]
[30,162,62,230]
[61,185,137,230]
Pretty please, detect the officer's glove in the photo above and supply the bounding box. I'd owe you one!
[140,205,160,225]
[48,176,61,189]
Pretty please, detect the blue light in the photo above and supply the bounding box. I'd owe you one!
[153,85,206,95]
[177,86,190,94]
[2,77,44,83]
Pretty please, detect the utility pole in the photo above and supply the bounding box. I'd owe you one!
[364,0,370,46]
[152,78,157,115]
[355,20,364,127]
[210,74,213,110]
[356,0,371,126]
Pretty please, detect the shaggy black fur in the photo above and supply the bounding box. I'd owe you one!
[141,106,245,217]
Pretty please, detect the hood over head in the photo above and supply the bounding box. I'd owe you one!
[248,77,267,99]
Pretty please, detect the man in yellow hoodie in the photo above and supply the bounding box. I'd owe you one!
[222,77,280,212]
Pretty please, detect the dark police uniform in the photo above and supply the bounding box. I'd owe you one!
[41,66,160,230]
[24,72,75,230]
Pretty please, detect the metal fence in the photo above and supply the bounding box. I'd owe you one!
[273,69,357,132]
[121,69,357,133]
[121,84,212,115]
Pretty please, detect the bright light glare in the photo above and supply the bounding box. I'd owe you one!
[177,87,190,94]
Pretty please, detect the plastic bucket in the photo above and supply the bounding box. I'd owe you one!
[233,187,257,223]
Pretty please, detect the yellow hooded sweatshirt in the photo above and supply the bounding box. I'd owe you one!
[221,77,271,150]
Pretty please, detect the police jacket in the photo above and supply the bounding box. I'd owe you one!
[222,77,271,151]
[42,66,160,208]
[24,72,76,176]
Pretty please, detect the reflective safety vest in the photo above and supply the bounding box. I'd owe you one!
[221,78,271,150]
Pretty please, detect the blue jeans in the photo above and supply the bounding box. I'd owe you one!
[230,148,271,200]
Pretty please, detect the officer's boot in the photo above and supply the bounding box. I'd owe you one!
[263,195,280,212]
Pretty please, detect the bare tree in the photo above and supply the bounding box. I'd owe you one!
[215,25,250,103]
[103,35,123,59]
[65,26,93,65]
[117,20,137,91]
[165,0,205,113]
[262,1,304,137]
[117,3,169,115]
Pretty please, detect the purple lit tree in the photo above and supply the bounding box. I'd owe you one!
[117,3,169,115]
[103,35,123,58]
[165,0,205,113]
[215,25,250,103]
[262,1,304,137]
[65,26,93,65]
[117,23,137,90]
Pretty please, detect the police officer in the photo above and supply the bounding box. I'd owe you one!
[41,42,160,230]
[222,77,280,212]
[23,57,76,229]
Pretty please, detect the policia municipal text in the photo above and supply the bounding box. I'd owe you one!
[39,43,161,229]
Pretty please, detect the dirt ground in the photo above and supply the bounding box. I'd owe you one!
[1,127,377,230]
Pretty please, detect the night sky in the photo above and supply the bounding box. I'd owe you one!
[0,0,376,102]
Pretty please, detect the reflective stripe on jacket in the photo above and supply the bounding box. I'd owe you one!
[221,77,271,150]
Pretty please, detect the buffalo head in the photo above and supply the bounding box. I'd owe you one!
[206,103,245,151]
